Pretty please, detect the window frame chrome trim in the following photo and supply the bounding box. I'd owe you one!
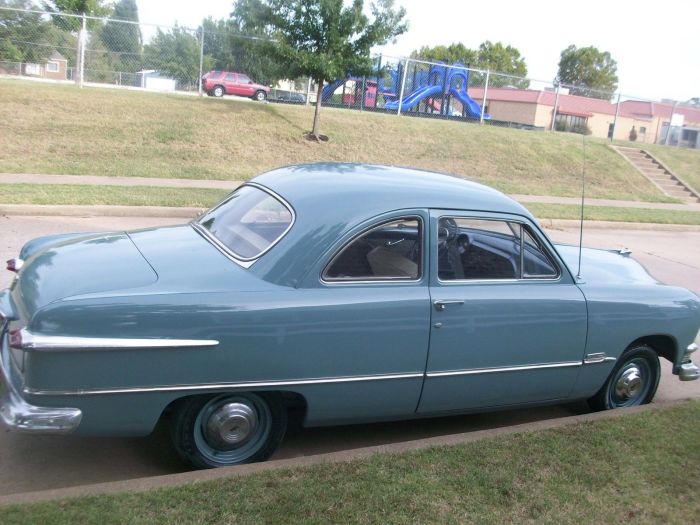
[321,215,425,284]
[426,361,582,378]
[23,372,425,396]
[435,215,562,285]
[191,182,296,269]
[16,329,219,352]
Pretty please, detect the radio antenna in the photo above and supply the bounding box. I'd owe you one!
[576,134,586,280]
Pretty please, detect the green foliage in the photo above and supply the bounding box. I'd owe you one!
[236,0,408,137]
[476,41,528,88]
[410,43,477,65]
[0,0,76,63]
[99,0,142,72]
[43,0,110,31]
[411,40,529,88]
[143,26,210,90]
[556,44,618,100]
[253,0,408,82]
[200,16,283,85]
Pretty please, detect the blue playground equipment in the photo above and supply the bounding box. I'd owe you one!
[384,62,490,120]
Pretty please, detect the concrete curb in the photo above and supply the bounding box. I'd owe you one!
[0,399,692,507]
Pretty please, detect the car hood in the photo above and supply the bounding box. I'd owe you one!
[12,232,157,317]
[554,244,657,285]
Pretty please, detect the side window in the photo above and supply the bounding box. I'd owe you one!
[324,218,422,281]
[438,218,558,281]
[522,228,558,278]
[238,74,251,84]
[225,73,236,81]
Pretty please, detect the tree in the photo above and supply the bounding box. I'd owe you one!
[99,0,142,73]
[556,45,618,100]
[201,16,285,86]
[238,0,408,140]
[43,0,110,31]
[410,43,476,66]
[143,26,210,90]
[410,41,529,88]
[475,41,528,88]
[0,0,76,63]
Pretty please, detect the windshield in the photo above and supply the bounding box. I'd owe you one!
[196,185,293,261]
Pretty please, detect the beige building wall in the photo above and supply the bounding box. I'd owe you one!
[485,100,538,126]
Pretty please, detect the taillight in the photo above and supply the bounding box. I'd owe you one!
[9,328,22,349]
[6,258,23,272]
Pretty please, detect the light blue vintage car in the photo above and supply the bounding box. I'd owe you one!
[1,164,699,468]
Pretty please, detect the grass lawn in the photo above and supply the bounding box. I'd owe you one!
[528,203,700,225]
[0,184,225,207]
[3,401,698,524]
[0,79,675,202]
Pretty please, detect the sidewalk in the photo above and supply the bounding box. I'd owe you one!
[2,172,700,212]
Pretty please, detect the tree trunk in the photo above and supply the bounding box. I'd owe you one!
[311,79,324,138]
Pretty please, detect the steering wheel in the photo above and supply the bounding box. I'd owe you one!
[438,218,459,245]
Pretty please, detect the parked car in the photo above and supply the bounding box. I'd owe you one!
[202,70,269,101]
[1,164,699,469]
[273,91,306,104]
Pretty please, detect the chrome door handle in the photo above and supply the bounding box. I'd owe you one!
[433,299,465,311]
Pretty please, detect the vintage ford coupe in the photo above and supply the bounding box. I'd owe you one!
[1,164,699,468]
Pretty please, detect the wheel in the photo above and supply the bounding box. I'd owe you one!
[170,392,287,469]
[212,85,224,97]
[587,345,660,411]
[254,90,267,102]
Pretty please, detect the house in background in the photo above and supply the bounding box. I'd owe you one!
[468,87,700,148]
[20,50,68,80]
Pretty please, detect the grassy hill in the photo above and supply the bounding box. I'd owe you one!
[0,79,686,203]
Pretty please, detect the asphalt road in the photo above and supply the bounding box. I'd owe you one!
[0,215,698,496]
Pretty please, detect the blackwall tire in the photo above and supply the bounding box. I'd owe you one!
[170,392,287,469]
[587,345,660,411]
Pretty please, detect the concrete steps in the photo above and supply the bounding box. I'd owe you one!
[614,146,700,203]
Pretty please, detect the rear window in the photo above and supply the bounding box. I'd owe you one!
[196,186,294,261]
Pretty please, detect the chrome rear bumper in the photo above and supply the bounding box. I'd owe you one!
[678,343,699,382]
[0,327,81,433]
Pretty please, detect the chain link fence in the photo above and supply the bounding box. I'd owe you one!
[2,5,698,148]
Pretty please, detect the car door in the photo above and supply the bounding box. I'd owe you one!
[236,74,254,97]
[222,73,237,95]
[417,210,588,413]
[289,212,431,422]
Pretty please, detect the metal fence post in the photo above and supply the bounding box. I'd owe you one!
[197,25,205,96]
[480,69,490,124]
[397,59,409,116]
[305,77,312,106]
[611,93,621,141]
[550,83,561,131]
[78,13,86,87]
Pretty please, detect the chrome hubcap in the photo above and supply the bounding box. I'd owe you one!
[615,366,643,400]
[205,402,258,447]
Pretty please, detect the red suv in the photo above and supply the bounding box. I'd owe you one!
[202,71,270,101]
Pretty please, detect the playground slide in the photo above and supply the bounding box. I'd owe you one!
[450,88,490,119]
[384,84,443,111]
[322,79,347,100]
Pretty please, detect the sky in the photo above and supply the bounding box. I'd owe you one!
[135,0,699,101]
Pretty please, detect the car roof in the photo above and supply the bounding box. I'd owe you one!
[248,163,536,286]
[254,163,531,218]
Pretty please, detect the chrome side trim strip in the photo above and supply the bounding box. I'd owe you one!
[24,372,425,396]
[426,361,582,378]
[19,329,219,352]
[583,353,617,365]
